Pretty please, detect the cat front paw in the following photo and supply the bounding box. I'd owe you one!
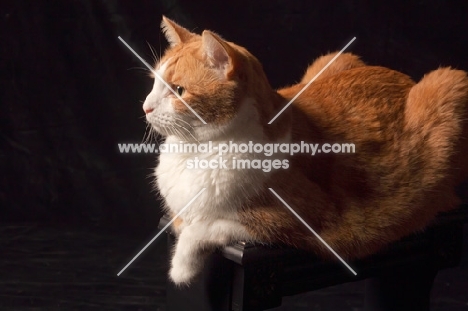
[169,264,198,286]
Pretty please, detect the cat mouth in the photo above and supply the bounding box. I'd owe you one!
[148,113,198,141]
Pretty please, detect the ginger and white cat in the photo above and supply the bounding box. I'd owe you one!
[142,16,468,285]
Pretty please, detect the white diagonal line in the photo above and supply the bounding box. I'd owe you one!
[117,188,206,276]
[268,37,356,124]
[118,36,207,125]
[268,188,357,275]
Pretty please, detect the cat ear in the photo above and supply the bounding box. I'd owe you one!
[161,16,195,47]
[202,30,233,77]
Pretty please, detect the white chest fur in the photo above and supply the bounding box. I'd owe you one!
[156,146,265,222]
[155,98,283,225]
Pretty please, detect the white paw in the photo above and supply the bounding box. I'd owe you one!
[169,264,198,286]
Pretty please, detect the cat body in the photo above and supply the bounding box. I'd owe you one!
[142,16,468,285]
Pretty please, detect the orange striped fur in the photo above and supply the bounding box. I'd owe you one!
[143,16,468,285]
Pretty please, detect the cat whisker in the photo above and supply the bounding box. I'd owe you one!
[170,125,184,140]
[127,66,151,73]
[152,127,161,143]
[173,117,194,129]
[148,125,157,144]
[166,124,177,138]
[173,127,187,142]
[176,125,199,143]
[177,126,196,143]
[158,34,162,64]
[173,119,199,143]
[146,41,160,65]
[141,122,151,144]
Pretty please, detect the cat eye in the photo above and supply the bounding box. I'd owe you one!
[175,85,185,96]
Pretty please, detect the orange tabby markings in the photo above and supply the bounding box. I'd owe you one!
[142,16,468,285]
[268,37,356,124]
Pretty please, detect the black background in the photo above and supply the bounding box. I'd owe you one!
[2,0,468,309]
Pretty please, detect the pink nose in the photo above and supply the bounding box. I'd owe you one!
[144,108,154,114]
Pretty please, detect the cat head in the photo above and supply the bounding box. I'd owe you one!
[143,16,289,142]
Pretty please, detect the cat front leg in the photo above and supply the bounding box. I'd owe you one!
[169,219,251,286]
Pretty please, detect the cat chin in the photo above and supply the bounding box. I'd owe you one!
[146,113,198,142]
[152,127,224,142]
[150,122,216,142]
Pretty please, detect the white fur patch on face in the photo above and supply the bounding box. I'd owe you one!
[143,61,178,136]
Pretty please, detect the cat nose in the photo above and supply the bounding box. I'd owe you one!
[144,107,154,114]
